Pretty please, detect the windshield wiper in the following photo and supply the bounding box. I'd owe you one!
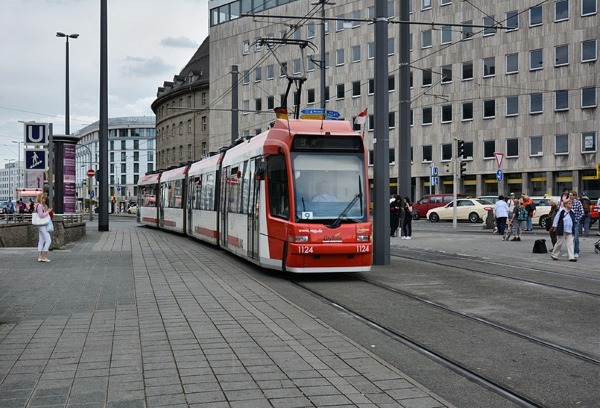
[329,176,362,229]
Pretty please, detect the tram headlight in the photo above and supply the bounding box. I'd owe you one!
[288,235,309,243]
[357,235,371,242]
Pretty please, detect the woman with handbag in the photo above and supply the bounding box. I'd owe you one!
[33,193,53,262]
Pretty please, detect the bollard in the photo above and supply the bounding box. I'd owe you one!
[484,209,495,229]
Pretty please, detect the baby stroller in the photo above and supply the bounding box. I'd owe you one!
[595,238,600,254]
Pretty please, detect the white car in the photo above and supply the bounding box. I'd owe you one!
[427,198,495,223]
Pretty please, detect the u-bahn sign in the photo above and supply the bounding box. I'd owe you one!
[24,123,50,145]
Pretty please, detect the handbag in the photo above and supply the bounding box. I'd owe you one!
[47,218,54,233]
[32,213,50,226]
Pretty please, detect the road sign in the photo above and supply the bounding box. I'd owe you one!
[24,149,48,171]
[431,166,439,177]
[300,108,324,115]
[24,123,49,145]
[494,152,504,168]
[325,110,341,120]
[89,190,95,198]
[87,168,96,178]
[496,169,503,181]
[432,176,439,186]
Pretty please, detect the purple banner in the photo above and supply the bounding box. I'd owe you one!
[63,144,76,213]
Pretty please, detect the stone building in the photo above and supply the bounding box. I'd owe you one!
[207,0,599,199]
[152,37,210,170]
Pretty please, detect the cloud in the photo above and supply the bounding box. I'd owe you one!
[122,56,175,77]
[160,36,199,49]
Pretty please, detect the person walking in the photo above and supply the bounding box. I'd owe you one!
[508,198,526,241]
[389,195,402,237]
[495,195,509,239]
[579,192,591,237]
[34,193,53,263]
[401,197,413,240]
[550,199,576,261]
[569,191,584,259]
[521,194,535,231]
[546,198,559,248]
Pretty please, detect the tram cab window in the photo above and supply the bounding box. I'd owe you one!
[292,153,367,221]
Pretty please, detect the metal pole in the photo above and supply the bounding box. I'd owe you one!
[231,65,238,145]
[398,0,411,200]
[99,0,109,231]
[65,37,70,135]
[320,0,326,111]
[373,0,390,265]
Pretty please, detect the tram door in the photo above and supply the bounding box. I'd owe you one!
[219,168,229,249]
[247,158,261,260]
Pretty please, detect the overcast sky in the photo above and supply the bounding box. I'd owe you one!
[0,0,209,165]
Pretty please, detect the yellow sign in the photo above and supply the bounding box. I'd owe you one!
[596,163,600,179]
[300,114,324,120]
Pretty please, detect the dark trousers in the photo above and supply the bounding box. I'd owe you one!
[390,214,399,236]
[496,217,507,236]
[402,217,412,237]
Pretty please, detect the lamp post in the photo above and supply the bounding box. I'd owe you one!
[77,143,94,220]
[56,32,79,135]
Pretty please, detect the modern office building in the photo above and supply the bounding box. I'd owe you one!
[0,161,24,202]
[74,116,156,209]
[152,37,210,170]
[208,0,599,199]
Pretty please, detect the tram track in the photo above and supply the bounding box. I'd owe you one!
[289,272,600,408]
[390,249,600,297]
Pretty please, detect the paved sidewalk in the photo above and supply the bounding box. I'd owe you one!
[0,223,453,408]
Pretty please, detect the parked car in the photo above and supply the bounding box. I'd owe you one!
[477,195,501,204]
[589,199,598,225]
[529,196,560,229]
[426,198,495,223]
[0,200,7,215]
[127,203,138,214]
[413,193,468,219]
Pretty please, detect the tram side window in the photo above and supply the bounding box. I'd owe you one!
[227,166,242,213]
[142,187,157,207]
[201,173,216,211]
[190,177,201,210]
[267,155,290,219]
[164,180,183,208]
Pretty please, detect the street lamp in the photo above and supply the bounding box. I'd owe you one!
[56,32,79,135]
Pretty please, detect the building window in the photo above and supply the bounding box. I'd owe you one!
[483,100,496,118]
[255,98,262,112]
[582,132,597,153]
[530,136,543,156]
[292,58,301,74]
[441,0,452,5]
[441,64,452,83]
[389,112,396,129]
[201,116,207,131]
[267,64,275,79]
[461,20,473,40]
[267,95,275,110]
[421,0,432,10]
[388,38,395,55]
[581,87,597,108]
[555,90,569,111]
[555,44,569,66]
[506,10,519,30]
[368,79,374,95]
[202,92,207,104]
[582,39,597,62]
[483,57,495,77]
[351,45,361,62]
[530,5,543,26]
[352,81,361,97]
[441,144,452,161]
[421,29,432,48]
[336,83,345,99]
[422,107,433,125]
[462,61,473,80]
[242,100,249,115]
[530,49,543,70]
[422,69,432,87]
[388,75,395,92]
[556,134,569,155]
[483,140,495,158]
[188,144,192,159]
[462,102,473,121]
[555,0,569,21]
[242,40,249,55]
[368,42,375,59]
[530,93,543,114]
[307,56,315,71]
[506,138,519,157]
[187,119,192,134]
[335,49,344,66]
[483,16,495,36]
[368,115,375,131]
[582,0,597,15]
[255,67,262,82]
[242,70,250,84]
[422,145,432,162]
[506,96,519,116]
[280,62,287,77]
[506,53,519,74]
[441,26,452,44]
[307,22,315,39]
[307,89,315,104]
[441,105,452,123]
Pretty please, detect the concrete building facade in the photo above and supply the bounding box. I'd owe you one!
[152,37,210,170]
[208,0,599,200]
[74,116,156,209]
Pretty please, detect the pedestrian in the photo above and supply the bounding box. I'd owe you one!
[28,198,35,213]
[546,198,559,248]
[550,199,576,261]
[34,193,53,263]
[401,197,413,240]
[579,192,591,237]
[569,191,583,259]
[521,193,535,231]
[508,198,526,241]
[559,188,570,208]
[495,195,509,238]
[390,195,402,237]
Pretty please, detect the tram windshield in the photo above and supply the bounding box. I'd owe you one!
[292,152,367,222]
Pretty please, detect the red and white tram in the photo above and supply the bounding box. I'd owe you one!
[137,173,160,227]
[138,118,372,273]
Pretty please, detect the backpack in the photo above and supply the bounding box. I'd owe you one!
[581,198,591,213]
[532,239,548,253]
[517,207,529,221]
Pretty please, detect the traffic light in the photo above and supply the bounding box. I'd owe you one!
[456,139,464,158]
[459,160,467,179]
